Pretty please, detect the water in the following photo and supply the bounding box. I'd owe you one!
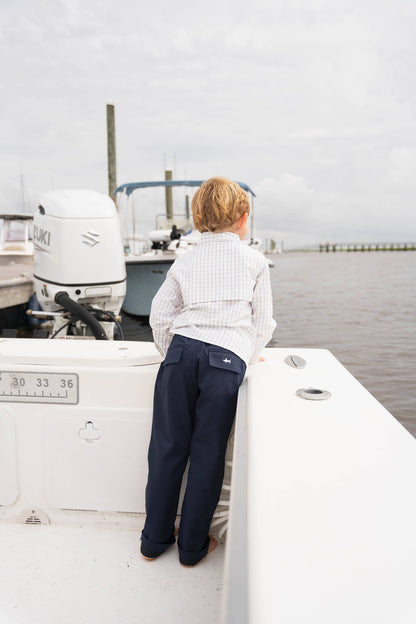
[122,250,416,437]
[268,251,416,437]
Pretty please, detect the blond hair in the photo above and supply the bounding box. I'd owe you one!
[191,177,250,233]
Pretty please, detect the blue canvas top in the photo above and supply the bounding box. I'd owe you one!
[114,180,256,197]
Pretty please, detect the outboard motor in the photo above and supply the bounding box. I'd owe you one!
[32,189,126,339]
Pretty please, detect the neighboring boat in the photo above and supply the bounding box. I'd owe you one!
[0,213,34,264]
[114,180,257,317]
[0,214,34,321]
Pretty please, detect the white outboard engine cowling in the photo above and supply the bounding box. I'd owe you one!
[33,189,126,339]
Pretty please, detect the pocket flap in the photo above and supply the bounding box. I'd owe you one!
[209,351,241,373]
[163,347,183,365]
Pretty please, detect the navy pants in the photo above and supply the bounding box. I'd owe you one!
[141,335,246,565]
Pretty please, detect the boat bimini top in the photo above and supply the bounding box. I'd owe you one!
[114,180,256,197]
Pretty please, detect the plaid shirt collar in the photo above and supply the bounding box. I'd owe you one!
[199,231,240,244]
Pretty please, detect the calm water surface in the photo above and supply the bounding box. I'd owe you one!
[122,250,416,437]
[268,251,416,437]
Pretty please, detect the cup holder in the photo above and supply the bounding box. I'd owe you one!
[296,387,331,401]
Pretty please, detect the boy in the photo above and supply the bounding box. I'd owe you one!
[141,177,276,566]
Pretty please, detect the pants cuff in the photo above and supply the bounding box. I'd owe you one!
[178,536,210,566]
[141,530,175,558]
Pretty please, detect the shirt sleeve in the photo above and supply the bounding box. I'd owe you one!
[149,267,183,358]
[249,262,277,364]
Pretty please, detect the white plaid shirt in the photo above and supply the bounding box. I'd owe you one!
[150,232,276,364]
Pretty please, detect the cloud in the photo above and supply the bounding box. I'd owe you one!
[254,175,318,230]
[388,147,416,186]
[1,0,416,245]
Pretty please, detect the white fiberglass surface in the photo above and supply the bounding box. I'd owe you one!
[0,338,162,367]
[0,407,18,506]
[245,349,416,624]
[0,523,225,624]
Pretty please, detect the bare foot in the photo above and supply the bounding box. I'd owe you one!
[208,535,217,554]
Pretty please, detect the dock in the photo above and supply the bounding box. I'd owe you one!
[319,242,416,252]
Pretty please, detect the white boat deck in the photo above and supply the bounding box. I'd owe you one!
[0,522,225,624]
[0,340,415,623]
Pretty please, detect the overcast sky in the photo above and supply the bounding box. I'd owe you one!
[1,0,416,247]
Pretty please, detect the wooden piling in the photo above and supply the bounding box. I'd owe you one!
[165,170,173,220]
[106,103,117,199]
